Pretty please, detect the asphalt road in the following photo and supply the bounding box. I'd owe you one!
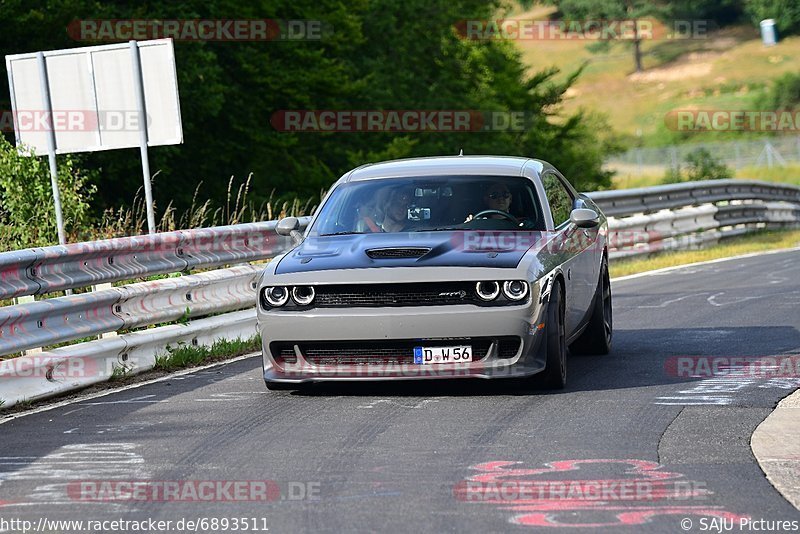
[1,250,799,533]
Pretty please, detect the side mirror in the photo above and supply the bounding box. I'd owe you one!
[276,217,303,244]
[276,217,300,236]
[570,208,600,229]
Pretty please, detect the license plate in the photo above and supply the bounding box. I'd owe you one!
[413,345,472,364]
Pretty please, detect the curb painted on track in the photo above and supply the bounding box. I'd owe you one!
[752,388,800,511]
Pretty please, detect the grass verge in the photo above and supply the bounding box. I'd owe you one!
[610,229,800,278]
[154,335,262,371]
[511,3,800,144]
[610,163,800,190]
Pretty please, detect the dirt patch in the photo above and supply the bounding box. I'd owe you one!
[630,62,713,82]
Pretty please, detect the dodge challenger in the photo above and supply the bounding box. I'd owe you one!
[256,155,612,390]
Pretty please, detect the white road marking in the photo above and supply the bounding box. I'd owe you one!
[0,443,148,510]
[195,391,264,402]
[632,292,711,308]
[706,292,763,307]
[357,398,440,409]
[78,394,166,406]
[611,246,800,283]
[0,352,260,425]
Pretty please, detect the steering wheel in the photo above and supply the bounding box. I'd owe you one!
[473,209,518,224]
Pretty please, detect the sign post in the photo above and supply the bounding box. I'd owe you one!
[5,39,183,242]
[129,40,156,234]
[35,51,66,245]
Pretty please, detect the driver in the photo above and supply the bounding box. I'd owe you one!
[464,182,538,229]
[465,182,513,222]
[483,183,512,215]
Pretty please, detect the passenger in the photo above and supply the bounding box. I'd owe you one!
[379,187,414,232]
[358,186,414,232]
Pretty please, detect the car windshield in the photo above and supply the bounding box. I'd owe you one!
[309,176,545,236]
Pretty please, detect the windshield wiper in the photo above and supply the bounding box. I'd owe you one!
[417,227,465,232]
[319,231,367,236]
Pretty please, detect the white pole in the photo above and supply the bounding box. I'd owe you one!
[129,40,156,235]
[36,52,66,245]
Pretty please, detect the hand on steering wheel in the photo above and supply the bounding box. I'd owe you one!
[472,209,518,224]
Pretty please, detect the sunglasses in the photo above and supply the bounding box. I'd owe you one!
[488,191,511,200]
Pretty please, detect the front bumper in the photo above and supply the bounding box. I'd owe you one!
[259,297,549,383]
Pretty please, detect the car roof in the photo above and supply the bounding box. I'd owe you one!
[346,155,546,182]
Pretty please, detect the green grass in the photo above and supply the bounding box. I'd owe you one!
[154,335,262,371]
[13,398,32,409]
[513,6,800,146]
[109,363,133,381]
[736,165,800,185]
[609,163,800,189]
[610,228,800,277]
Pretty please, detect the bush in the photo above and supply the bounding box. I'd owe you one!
[757,72,800,111]
[663,148,733,183]
[0,137,97,248]
[745,0,800,36]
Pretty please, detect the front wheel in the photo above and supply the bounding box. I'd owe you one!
[535,281,567,389]
[570,257,612,355]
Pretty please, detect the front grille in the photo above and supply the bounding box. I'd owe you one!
[313,282,517,308]
[276,347,297,364]
[270,337,521,366]
[497,338,522,359]
[366,247,431,259]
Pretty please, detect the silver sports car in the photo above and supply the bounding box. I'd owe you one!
[256,156,612,390]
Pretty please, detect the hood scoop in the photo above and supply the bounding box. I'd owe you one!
[366,247,432,259]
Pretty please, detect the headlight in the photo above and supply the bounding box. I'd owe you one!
[502,280,529,301]
[292,285,315,306]
[264,286,290,307]
[475,281,500,301]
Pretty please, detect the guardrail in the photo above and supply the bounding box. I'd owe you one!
[586,180,800,259]
[1,179,798,409]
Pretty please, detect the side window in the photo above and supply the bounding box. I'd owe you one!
[542,173,574,227]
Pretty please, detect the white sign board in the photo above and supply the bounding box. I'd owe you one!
[6,39,182,155]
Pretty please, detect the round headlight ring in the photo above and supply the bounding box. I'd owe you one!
[292,285,315,306]
[264,286,289,307]
[476,281,500,301]
[503,280,529,301]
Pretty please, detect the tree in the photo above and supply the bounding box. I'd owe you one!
[663,148,733,183]
[1,0,622,224]
[546,0,669,73]
[745,0,800,36]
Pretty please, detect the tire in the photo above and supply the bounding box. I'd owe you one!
[535,280,567,390]
[570,256,612,355]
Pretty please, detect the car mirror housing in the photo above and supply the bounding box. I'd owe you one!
[570,208,600,228]
[276,217,300,236]
[276,217,304,244]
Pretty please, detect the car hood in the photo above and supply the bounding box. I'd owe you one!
[274,232,543,275]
